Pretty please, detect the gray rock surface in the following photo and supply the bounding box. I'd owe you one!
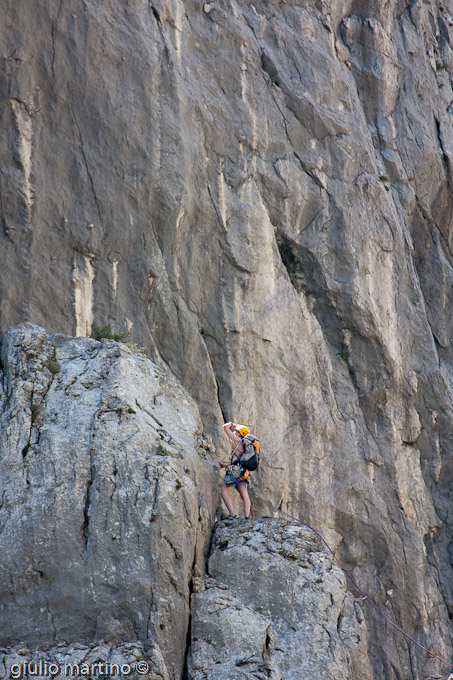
[1,1,453,678]
[1,641,171,680]
[0,323,218,679]
[188,518,373,680]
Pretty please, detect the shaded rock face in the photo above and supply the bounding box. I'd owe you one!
[188,518,373,680]
[1,1,453,678]
[0,323,218,680]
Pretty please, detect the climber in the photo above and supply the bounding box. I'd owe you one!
[220,421,251,519]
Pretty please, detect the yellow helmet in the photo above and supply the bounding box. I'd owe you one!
[235,424,250,437]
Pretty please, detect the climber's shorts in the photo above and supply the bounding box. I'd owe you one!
[223,467,250,486]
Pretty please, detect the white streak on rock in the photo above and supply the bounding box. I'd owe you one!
[10,99,33,224]
[72,255,95,337]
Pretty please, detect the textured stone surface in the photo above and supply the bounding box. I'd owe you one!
[1,1,453,678]
[188,518,373,680]
[1,641,170,680]
[0,323,218,679]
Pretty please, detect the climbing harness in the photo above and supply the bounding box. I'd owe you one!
[248,488,453,673]
[223,439,247,485]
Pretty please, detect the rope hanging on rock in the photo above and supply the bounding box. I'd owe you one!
[248,488,453,673]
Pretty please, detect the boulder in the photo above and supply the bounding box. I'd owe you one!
[0,323,218,679]
[188,518,373,680]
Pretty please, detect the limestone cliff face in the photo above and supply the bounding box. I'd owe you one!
[1,0,453,678]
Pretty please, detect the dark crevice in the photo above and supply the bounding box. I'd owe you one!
[276,232,305,293]
[434,116,451,186]
[82,465,95,547]
[150,4,161,24]
[148,475,161,523]
[181,610,193,679]
[182,548,198,680]
[205,522,218,576]
[149,4,172,66]
[260,52,281,88]
[264,627,272,654]
[20,342,59,461]
[337,609,344,633]
[214,375,227,423]
[23,386,38,460]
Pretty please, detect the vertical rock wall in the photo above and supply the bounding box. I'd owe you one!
[1,1,453,677]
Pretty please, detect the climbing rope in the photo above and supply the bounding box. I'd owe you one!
[248,488,453,673]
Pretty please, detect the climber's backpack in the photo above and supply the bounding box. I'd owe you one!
[237,433,260,471]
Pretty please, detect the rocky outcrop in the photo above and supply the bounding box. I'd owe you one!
[1,1,453,678]
[188,518,373,680]
[0,323,218,679]
[0,323,374,680]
